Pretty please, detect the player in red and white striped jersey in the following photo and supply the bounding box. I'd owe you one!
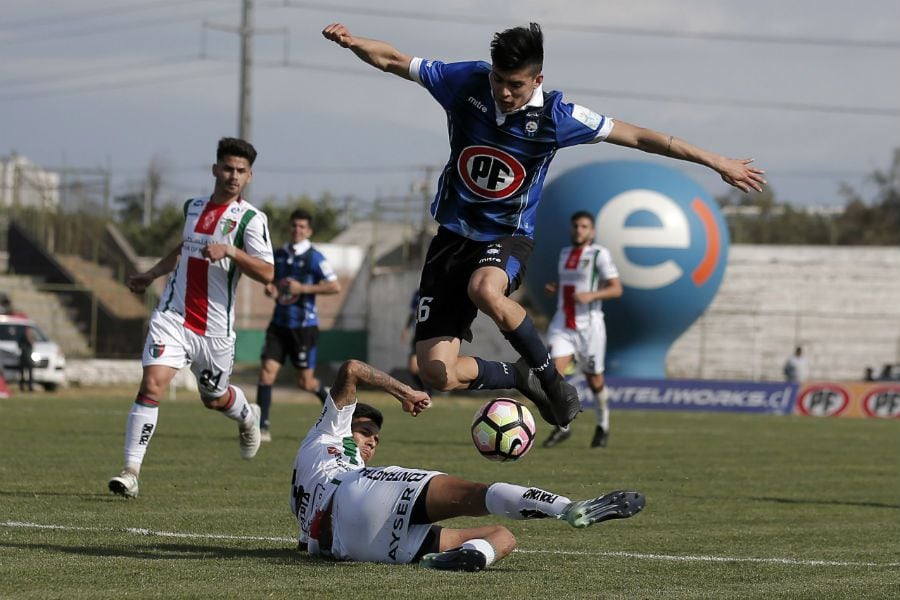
[108,138,275,499]
[544,211,622,449]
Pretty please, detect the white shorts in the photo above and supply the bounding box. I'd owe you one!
[142,310,235,398]
[547,321,607,375]
[330,466,443,564]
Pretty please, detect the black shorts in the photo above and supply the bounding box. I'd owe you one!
[414,227,534,343]
[261,324,319,369]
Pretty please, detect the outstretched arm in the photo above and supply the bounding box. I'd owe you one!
[605,121,767,193]
[322,23,413,80]
[329,359,431,416]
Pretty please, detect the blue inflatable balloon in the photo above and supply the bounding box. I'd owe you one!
[528,161,730,378]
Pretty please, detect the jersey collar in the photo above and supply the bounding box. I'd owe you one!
[494,84,544,126]
[289,239,311,255]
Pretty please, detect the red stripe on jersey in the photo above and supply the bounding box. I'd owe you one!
[194,200,230,235]
[184,256,210,334]
[564,246,584,270]
[563,284,576,329]
[562,247,583,329]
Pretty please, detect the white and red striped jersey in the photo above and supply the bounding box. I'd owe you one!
[156,196,274,337]
[550,244,619,331]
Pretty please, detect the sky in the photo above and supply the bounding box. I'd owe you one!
[2,0,899,212]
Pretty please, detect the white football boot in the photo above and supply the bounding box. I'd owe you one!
[108,471,139,498]
[239,404,262,459]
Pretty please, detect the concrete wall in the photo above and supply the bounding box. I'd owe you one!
[668,245,900,382]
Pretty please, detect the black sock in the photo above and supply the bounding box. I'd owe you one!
[467,357,517,390]
[501,315,558,386]
[256,384,272,429]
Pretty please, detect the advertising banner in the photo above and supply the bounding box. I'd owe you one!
[794,382,900,419]
[603,376,796,415]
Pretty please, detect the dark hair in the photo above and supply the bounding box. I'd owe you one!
[290,208,313,225]
[490,23,544,73]
[353,402,383,430]
[217,137,257,166]
[571,210,595,225]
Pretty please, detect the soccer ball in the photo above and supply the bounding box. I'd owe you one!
[471,398,536,462]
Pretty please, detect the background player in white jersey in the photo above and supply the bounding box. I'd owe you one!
[108,137,275,498]
[322,22,765,435]
[544,211,623,449]
[291,359,645,571]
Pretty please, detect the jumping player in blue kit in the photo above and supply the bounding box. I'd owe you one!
[257,209,340,441]
[322,22,765,428]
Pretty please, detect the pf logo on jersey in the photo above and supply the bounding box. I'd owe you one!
[458,146,526,200]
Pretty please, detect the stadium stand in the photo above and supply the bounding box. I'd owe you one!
[55,255,148,320]
[669,245,900,381]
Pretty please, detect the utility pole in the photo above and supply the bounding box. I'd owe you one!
[238,0,254,142]
[206,0,286,144]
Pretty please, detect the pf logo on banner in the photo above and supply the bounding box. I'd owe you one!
[796,384,850,417]
[862,386,900,419]
[528,161,729,377]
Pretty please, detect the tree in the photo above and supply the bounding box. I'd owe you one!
[260,193,344,246]
[836,148,900,245]
[716,148,900,245]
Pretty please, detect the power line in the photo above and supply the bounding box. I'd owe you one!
[0,10,220,48]
[565,85,900,118]
[271,59,900,119]
[1,49,896,119]
[0,63,234,102]
[0,55,204,91]
[279,0,900,50]
[0,0,224,31]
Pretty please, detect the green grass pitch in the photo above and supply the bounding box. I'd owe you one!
[1,387,898,599]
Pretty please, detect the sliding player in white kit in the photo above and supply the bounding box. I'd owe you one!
[290,359,645,572]
[108,137,275,498]
[544,211,623,449]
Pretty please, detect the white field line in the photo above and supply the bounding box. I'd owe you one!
[3,520,898,568]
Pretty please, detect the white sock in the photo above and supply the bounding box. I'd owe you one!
[123,401,159,473]
[219,385,253,426]
[461,538,496,567]
[485,482,572,520]
[594,386,610,430]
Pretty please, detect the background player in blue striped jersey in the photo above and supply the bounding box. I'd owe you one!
[322,22,766,430]
[256,209,340,441]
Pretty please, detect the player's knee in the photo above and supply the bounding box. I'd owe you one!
[301,378,318,392]
[258,361,280,385]
[420,361,455,391]
[139,376,169,399]
[201,392,228,409]
[490,526,517,559]
[467,280,503,315]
